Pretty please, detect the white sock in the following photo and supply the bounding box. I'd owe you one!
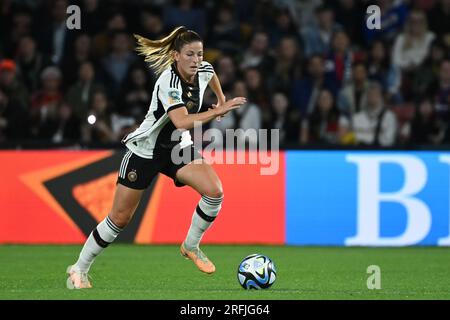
[74,216,122,272]
[184,195,223,250]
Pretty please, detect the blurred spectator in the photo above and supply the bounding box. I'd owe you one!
[364,0,409,44]
[267,36,302,94]
[0,0,14,53]
[66,61,104,121]
[412,39,447,99]
[0,87,29,142]
[339,82,397,147]
[214,55,238,94]
[302,4,342,58]
[207,4,241,56]
[92,12,128,60]
[392,9,435,73]
[81,90,116,143]
[38,0,76,65]
[210,80,261,149]
[267,91,301,146]
[53,102,82,143]
[81,0,106,36]
[240,31,271,71]
[367,40,402,103]
[338,63,371,115]
[38,101,81,143]
[413,0,436,11]
[301,89,340,145]
[402,97,445,145]
[15,35,51,93]
[331,0,365,47]
[99,31,137,98]
[61,34,95,87]
[0,59,30,108]
[234,0,260,25]
[30,66,64,137]
[244,67,271,117]
[291,55,337,116]
[267,8,300,47]
[2,9,33,57]
[118,66,152,123]
[428,0,450,43]
[163,0,206,37]
[433,59,450,126]
[325,30,363,89]
[0,1,448,149]
[139,7,165,40]
[272,0,323,28]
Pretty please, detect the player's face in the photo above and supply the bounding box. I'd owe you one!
[174,41,203,79]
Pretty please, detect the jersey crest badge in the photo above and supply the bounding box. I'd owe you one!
[186,101,195,110]
[128,170,137,182]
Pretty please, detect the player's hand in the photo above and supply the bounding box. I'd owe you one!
[211,104,221,121]
[211,101,225,121]
[213,97,246,117]
[212,96,226,121]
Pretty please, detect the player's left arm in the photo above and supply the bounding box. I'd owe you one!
[208,72,226,105]
[208,71,228,121]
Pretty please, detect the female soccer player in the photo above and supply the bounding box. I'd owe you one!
[66,26,246,289]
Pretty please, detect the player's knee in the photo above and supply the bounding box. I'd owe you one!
[109,207,133,228]
[204,185,223,199]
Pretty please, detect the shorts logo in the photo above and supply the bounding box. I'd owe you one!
[168,90,181,104]
[128,170,137,182]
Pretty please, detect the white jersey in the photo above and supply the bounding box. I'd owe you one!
[122,61,214,158]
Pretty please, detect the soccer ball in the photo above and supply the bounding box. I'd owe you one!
[237,254,277,289]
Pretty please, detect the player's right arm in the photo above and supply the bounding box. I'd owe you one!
[157,72,245,130]
[168,98,246,130]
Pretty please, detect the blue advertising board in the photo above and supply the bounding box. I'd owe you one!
[286,151,450,246]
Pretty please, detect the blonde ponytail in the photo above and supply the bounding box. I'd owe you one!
[134,26,202,76]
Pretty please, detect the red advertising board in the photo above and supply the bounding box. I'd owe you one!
[0,150,285,244]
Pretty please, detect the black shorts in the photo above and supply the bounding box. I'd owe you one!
[117,145,203,190]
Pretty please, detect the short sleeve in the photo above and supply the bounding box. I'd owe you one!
[158,74,185,112]
[198,61,215,83]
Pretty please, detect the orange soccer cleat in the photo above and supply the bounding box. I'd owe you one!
[66,265,92,289]
[180,242,216,274]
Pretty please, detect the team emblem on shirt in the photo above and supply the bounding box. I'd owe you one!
[186,101,195,110]
[128,170,137,182]
[168,90,181,104]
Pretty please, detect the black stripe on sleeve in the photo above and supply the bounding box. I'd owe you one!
[199,63,213,69]
[170,72,181,89]
[167,103,186,113]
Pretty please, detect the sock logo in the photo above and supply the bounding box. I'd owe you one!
[128,170,138,182]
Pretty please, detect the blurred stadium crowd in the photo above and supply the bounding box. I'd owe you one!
[0,0,449,149]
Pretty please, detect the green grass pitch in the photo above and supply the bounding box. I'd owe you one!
[1,245,450,300]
